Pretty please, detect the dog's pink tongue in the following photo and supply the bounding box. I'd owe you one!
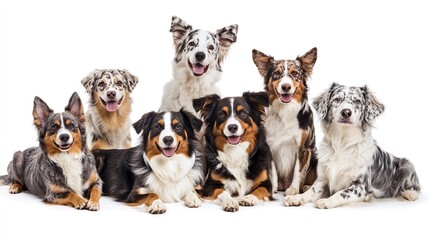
[227,136,241,145]
[192,64,205,75]
[280,94,293,103]
[162,148,175,157]
[106,101,119,112]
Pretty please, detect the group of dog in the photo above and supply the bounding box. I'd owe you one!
[0,16,421,213]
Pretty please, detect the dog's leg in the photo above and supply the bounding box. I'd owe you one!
[127,188,166,214]
[86,185,101,211]
[205,188,239,212]
[270,161,278,193]
[240,187,270,207]
[315,174,369,209]
[47,184,88,209]
[184,190,202,208]
[284,178,327,206]
[9,180,23,194]
[285,156,301,196]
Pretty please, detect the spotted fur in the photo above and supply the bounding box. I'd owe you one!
[0,93,102,210]
[160,16,238,114]
[284,83,421,208]
[193,92,273,212]
[81,69,139,155]
[92,109,203,214]
[252,48,318,195]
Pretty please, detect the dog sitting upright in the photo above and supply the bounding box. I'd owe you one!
[92,109,203,214]
[81,69,139,151]
[160,16,238,114]
[252,48,318,195]
[193,92,273,212]
[284,83,420,208]
[0,92,102,210]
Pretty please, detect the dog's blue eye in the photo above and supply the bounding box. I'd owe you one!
[50,125,58,130]
[239,111,247,117]
[333,97,341,103]
[175,124,183,131]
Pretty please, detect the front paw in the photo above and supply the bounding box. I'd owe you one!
[222,198,239,212]
[86,200,100,211]
[184,193,202,208]
[148,199,167,214]
[74,198,88,210]
[315,198,335,209]
[240,194,260,206]
[9,182,23,194]
[284,194,304,207]
[285,187,299,196]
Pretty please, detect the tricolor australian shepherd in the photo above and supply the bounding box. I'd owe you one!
[284,83,421,208]
[252,48,318,195]
[193,92,273,212]
[92,110,203,214]
[81,69,139,151]
[0,93,102,210]
[160,16,238,114]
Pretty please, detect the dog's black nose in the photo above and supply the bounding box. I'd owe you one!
[107,91,116,99]
[341,109,352,118]
[227,124,238,134]
[163,136,174,146]
[59,134,70,143]
[195,52,206,62]
[281,83,291,92]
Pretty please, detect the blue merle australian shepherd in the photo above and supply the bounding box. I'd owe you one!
[0,93,102,210]
[284,83,420,208]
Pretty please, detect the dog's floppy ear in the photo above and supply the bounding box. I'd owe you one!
[170,16,192,51]
[216,24,238,65]
[133,111,157,135]
[180,108,203,133]
[361,85,385,124]
[243,91,268,119]
[65,92,85,122]
[298,47,317,79]
[313,82,339,120]
[81,70,101,94]
[193,94,220,121]
[33,96,53,129]
[252,49,274,85]
[119,69,139,92]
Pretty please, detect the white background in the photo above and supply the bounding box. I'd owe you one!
[1,0,428,239]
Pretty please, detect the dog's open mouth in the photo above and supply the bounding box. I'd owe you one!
[188,60,209,77]
[226,132,245,145]
[158,143,180,158]
[276,89,296,103]
[100,97,123,112]
[54,141,73,151]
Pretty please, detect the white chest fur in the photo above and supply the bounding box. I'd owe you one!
[49,153,83,196]
[144,153,199,202]
[318,126,376,193]
[217,141,252,197]
[265,99,303,179]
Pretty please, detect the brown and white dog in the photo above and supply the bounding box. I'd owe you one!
[252,48,318,195]
[81,69,138,152]
[160,16,238,114]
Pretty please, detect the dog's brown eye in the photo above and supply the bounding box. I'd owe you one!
[175,124,183,131]
[218,112,226,119]
[291,71,299,78]
[188,42,195,47]
[116,81,123,87]
[208,45,214,51]
[154,125,161,130]
[333,97,341,103]
[98,82,106,88]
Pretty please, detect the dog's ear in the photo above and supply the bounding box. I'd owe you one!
[170,16,192,50]
[33,96,53,129]
[180,108,203,133]
[361,85,385,124]
[298,47,317,79]
[65,92,85,122]
[119,69,139,92]
[252,49,274,85]
[133,111,157,135]
[216,24,238,65]
[313,82,339,120]
[243,91,268,119]
[81,70,101,94]
[193,94,220,121]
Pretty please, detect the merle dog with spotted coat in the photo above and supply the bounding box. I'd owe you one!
[284,83,420,208]
[160,16,238,115]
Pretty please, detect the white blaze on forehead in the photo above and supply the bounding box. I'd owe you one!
[57,113,72,144]
[159,112,177,148]
[278,74,294,94]
[224,98,244,137]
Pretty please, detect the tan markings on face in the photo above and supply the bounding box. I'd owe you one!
[204,188,225,200]
[94,90,131,129]
[127,192,160,206]
[172,118,190,157]
[240,118,258,155]
[145,131,161,160]
[250,187,271,200]
[267,60,286,104]
[252,170,268,190]
[222,106,229,115]
[214,120,228,151]
[287,61,306,104]
[68,126,83,155]
[45,132,62,156]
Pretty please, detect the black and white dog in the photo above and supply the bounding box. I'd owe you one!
[284,83,420,208]
[160,16,238,114]
[92,109,203,214]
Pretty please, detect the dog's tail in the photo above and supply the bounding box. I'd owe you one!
[0,175,11,185]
